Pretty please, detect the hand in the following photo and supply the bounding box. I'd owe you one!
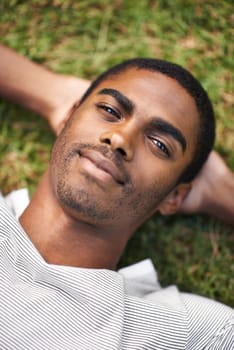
[0,44,90,134]
[47,76,90,135]
[179,151,234,225]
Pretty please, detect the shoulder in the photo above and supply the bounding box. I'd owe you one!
[128,284,233,349]
[181,292,234,349]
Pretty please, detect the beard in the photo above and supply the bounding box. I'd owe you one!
[52,140,134,223]
[51,136,174,226]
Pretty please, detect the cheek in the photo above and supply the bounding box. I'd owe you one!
[68,113,103,142]
[133,153,171,187]
[136,144,190,189]
[124,175,172,222]
[131,156,180,201]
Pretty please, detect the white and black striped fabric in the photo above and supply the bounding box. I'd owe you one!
[0,200,233,349]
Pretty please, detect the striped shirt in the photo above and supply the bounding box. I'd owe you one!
[0,199,233,349]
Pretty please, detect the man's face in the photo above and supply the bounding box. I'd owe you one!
[50,68,199,233]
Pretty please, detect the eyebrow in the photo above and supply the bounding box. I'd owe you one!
[150,118,187,152]
[98,88,135,115]
[97,88,186,152]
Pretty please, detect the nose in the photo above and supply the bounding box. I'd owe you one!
[100,127,134,161]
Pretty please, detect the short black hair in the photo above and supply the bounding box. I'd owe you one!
[79,58,215,183]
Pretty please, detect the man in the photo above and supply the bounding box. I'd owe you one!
[0,46,233,349]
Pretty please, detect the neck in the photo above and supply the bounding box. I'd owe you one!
[19,171,129,270]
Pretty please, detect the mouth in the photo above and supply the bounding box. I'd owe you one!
[78,149,125,185]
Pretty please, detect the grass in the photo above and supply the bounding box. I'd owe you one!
[0,0,233,306]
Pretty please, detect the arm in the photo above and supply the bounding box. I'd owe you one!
[0,44,90,134]
[180,151,234,226]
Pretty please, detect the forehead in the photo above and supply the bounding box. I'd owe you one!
[92,68,199,154]
[101,68,198,117]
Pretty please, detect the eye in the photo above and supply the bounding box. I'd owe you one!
[149,136,170,157]
[96,103,122,121]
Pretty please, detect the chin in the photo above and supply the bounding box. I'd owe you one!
[57,181,117,223]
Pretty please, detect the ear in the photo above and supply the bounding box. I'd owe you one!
[158,183,192,215]
[56,101,80,136]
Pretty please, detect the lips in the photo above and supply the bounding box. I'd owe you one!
[79,149,125,185]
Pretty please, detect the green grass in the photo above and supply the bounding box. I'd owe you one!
[0,0,233,306]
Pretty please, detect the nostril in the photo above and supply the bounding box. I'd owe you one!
[100,133,129,159]
[103,138,111,145]
[117,147,126,157]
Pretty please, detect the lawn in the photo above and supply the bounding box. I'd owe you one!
[0,0,233,306]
